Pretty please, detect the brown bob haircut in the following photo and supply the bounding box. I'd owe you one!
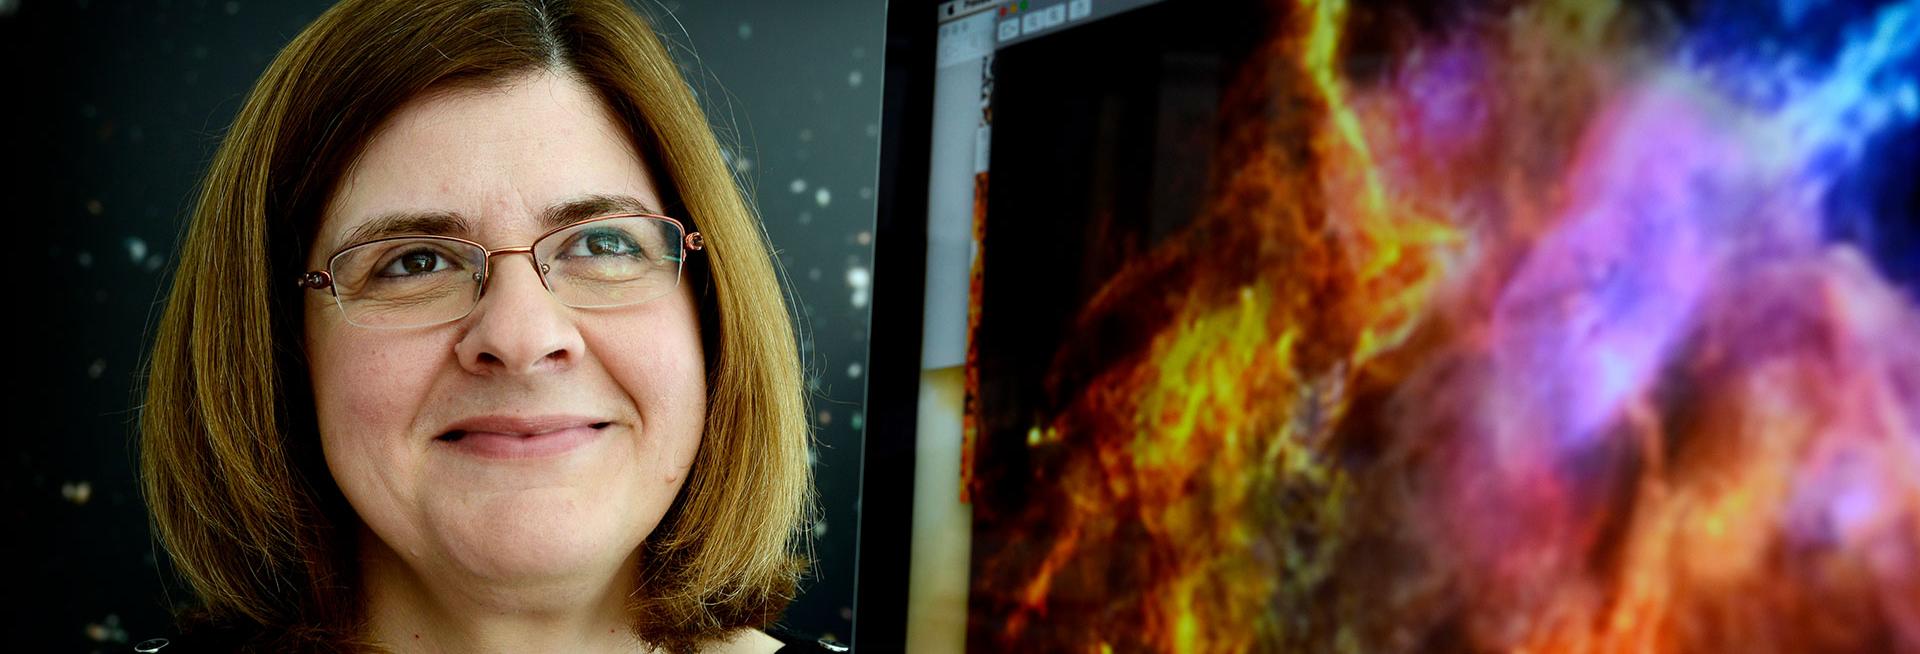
[139,0,812,651]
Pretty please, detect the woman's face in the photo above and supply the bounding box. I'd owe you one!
[303,72,705,589]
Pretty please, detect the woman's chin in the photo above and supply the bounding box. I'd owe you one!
[423,493,648,587]
[450,545,632,591]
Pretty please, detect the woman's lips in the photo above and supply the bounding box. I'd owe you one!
[435,415,612,460]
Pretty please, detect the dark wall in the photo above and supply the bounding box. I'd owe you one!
[4,0,878,649]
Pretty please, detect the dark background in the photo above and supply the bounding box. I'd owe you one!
[3,0,880,650]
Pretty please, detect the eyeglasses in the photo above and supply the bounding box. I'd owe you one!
[298,213,704,329]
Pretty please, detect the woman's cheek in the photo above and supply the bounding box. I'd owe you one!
[314,334,444,449]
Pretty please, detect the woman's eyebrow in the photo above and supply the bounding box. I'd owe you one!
[339,211,473,249]
[335,194,662,251]
[538,193,662,230]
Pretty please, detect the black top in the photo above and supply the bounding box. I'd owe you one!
[768,628,850,653]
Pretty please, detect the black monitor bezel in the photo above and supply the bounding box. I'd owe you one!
[849,1,937,651]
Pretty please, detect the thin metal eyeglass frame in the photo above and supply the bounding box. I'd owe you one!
[296,212,705,328]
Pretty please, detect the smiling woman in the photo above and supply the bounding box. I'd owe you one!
[138,1,818,653]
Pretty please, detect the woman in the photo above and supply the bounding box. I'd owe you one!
[139,1,824,652]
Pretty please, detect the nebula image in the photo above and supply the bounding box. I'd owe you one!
[963,0,1920,651]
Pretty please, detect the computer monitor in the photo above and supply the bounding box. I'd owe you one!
[862,0,1920,651]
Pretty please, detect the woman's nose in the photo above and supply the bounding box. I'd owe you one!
[452,254,584,375]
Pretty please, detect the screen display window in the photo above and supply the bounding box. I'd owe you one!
[906,0,1920,651]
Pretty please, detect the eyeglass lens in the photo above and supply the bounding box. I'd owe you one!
[325,216,688,328]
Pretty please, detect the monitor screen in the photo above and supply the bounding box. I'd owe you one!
[880,0,1920,651]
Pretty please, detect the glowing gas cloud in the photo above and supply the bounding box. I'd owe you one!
[967,0,1920,651]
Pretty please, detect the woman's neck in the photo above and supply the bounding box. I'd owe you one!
[357,531,653,654]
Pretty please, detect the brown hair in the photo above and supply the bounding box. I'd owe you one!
[139,1,812,651]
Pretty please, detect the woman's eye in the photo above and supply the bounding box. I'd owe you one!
[377,249,453,277]
[563,230,644,258]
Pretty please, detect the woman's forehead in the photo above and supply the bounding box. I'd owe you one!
[316,72,662,254]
